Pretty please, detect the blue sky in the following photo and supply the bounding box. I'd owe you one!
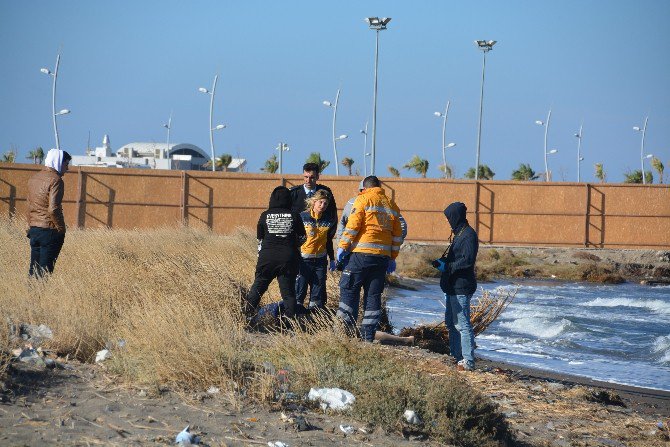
[1,1,669,182]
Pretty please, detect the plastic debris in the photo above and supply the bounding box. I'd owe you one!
[175,425,200,445]
[308,387,355,411]
[17,348,45,366]
[95,349,111,363]
[267,442,289,447]
[207,386,220,395]
[339,424,355,435]
[19,323,53,345]
[404,409,422,425]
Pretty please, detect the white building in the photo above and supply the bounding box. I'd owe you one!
[71,135,246,172]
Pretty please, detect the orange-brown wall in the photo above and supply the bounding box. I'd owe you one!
[2,164,668,249]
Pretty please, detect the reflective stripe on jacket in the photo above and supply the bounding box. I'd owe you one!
[338,187,402,259]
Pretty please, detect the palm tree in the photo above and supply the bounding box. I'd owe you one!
[651,157,664,184]
[624,169,653,184]
[438,163,455,179]
[216,153,233,171]
[305,152,330,174]
[387,166,400,177]
[261,154,279,174]
[27,147,45,164]
[594,163,606,183]
[464,165,495,180]
[403,155,429,178]
[341,157,355,176]
[511,163,539,181]
[1,151,16,163]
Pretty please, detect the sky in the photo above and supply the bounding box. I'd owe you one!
[1,1,669,183]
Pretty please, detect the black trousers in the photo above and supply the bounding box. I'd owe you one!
[246,256,298,318]
[28,227,65,277]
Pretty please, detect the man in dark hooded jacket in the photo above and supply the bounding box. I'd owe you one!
[437,202,479,371]
[244,186,307,320]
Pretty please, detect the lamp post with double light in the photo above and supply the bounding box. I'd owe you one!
[198,75,226,172]
[323,89,348,175]
[535,109,554,181]
[474,40,496,180]
[633,117,649,184]
[574,124,584,182]
[365,16,391,176]
[40,53,70,151]
[434,101,457,177]
[162,113,172,163]
[360,122,369,176]
[276,142,290,175]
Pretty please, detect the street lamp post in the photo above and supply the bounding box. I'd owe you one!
[276,142,290,175]
[535,109,553,181]
[198,75,226,172]
[434,101,457,177]
[365,17,391,176]
[162,112,172,162]
[474,40,496,180]
[574,123,584,182]
[633,117,649,184]
[323,89,348,176]
[360,122,368,176]
[41,53,70,151]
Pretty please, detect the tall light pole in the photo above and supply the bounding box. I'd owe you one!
[574,123,584,182]
[276,142,290,175]
[198,75,226,172]
[474,40,496,180]
[162,112,172,162]
[41,53,70,151]
[633,116,649,184]
[434,101,457,177]
[365,16,391,176]
[535,109,554,181]
[360,122,368,176]
[323,89,348,175]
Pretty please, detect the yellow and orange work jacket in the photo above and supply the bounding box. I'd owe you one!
[338,187,403,259]
[300,209,336,260]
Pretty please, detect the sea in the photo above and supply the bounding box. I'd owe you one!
[386,278,670,392]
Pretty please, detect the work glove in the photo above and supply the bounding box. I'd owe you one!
[386,259,396,274]
[336,247,348,263]
[329,260,337,271]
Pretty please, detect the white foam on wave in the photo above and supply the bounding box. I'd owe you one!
[499,317,572,339]
[581,297,670,315]
[653,335,670,364]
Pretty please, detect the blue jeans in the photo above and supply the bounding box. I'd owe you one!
[337,253,388,342]
[295,257,327,308]
[28,227,65,277]
[445,293,475,367]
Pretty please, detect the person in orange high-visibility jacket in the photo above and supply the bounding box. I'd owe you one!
[336,175,403,341]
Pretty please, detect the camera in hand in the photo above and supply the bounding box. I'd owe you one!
[431,257,448,270]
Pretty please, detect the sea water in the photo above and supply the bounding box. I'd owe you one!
[386,279,670,391]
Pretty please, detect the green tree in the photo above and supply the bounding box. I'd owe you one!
[624,169,653,184]
[594,163,606,183]
[511,163,539,181]
[387,166,400,177]
[305,152,330,174]
[438,163,455,179]
[651,157,664,184]
[464,164,495,180]
[1,151,16,163]
[27,147,45,164]
[403,155,430,178]
[216,153,233,171]
[341,157,355,176]
[261,154,279,174]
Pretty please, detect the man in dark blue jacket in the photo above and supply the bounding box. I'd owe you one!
[438,202,479,371]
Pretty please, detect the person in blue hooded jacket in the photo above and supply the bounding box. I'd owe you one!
[436,202,479,371]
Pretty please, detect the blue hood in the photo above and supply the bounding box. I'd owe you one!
[443,202,468,232]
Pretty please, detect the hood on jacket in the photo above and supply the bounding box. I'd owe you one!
[44,148,70,175]
[269,186,292,209]
[444,202,468,231]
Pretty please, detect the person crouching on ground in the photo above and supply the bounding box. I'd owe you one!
[27,148,71,277]
[438,202,479,371]
[244,186,306,323]
[336,176,403,342]
[296,189,337,309]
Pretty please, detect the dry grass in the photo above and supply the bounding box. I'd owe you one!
[0,217,512,445]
